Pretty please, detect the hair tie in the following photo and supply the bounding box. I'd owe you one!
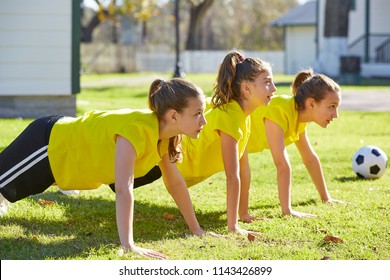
[238,54,245,63]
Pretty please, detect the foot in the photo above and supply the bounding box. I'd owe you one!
[58,187,80,195]
[0,193,8,216]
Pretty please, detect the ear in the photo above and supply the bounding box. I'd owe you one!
[306,97,315,109]
[241,81,251,96]
[167,109,178,123]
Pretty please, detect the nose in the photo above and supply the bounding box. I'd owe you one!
[333,108,339,119]
[272,82,277,93]
[201,114,207,126]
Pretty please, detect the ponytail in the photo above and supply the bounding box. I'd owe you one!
[212,50,271,108]
[293,69,341,111]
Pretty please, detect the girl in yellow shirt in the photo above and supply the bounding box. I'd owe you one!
[0,78,208,259]
[110,51,276,234]
[176,51,277,234]
[247,69,344,218]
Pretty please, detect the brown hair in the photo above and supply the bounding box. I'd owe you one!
[148,78,204,162]
[212,50,271,108]
[292,69,341,111]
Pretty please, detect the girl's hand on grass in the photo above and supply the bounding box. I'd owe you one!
[119,246,167,260]
[229,227,261,237]
[192,228,224,238]
[323,198,346,204]
[285,210,316,218]
[240,213,268,223]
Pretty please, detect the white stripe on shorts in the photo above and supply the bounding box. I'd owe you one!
[0,145,48,190]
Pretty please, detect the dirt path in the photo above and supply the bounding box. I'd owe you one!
[340,89,390,112]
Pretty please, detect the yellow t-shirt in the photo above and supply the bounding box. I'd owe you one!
[247,94,307,153]
[48,109,168,190]
[177,100,251,187]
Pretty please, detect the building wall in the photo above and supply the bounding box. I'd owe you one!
[0,0,79,118]
[370,0,390,33]
[286,26,316,74]
[348,0,366,44]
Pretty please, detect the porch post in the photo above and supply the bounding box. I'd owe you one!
[364,0,370,63]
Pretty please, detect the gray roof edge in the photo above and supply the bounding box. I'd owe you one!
[271,0,317,27]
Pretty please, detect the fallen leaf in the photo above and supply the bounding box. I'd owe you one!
[38,199,55,205]
[163,213,174,220]
[321,256,331,260]
[317,229,328,234]
[247,233,256,242]
[323,235,344,243]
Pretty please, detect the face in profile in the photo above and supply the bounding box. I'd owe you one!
[176,95,207,138]
[312,90,341,128]
[248,70,277,107]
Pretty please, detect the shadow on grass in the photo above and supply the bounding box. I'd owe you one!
[247,198,318,218]
[335,176,366,182]
[0,191,227,260]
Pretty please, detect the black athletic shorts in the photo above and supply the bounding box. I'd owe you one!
[0,115,63,202]
[109,165,162,192]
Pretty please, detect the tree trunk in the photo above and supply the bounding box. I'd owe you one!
[81,14,101,42]
[185,0,215,50]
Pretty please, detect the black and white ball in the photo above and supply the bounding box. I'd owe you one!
[352,145,388,179]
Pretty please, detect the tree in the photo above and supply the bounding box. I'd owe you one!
[185,0,215,50]
[81,0,159,44]
[191,0,295,51]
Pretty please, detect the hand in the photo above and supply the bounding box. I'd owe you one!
[228,226,261,237]
[240,213,268,223]
[323,198,346,204]
[119,246,167,260]
[191,228,224,238]
[283,210,316,218]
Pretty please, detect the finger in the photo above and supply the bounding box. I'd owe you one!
[304,214,317,218]
[241,216,268,223]
[208,232,225,238]
[143,250,167,260]
[248,231,262,236]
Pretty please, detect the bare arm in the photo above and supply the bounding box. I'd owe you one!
[265,120,315,217]
[159,154,205,236]
[238,148,251,220]
[295,131,343,203]
[114,135,166,259]
[221,132,259,234]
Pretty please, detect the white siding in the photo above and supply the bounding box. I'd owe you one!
[286,26,316,74]
[0,0,73,95]
[370,0,390,33]
[348,0,366,44]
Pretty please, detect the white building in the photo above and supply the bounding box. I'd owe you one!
[0,0,80,118]
[272,0,390,78]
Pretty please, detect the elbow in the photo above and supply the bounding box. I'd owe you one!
[240,164,251,178]
[302,154,320,167]
[226,172,241,188]
[274,160,291,175]
[115,182,133,197]
[164,179,185,196]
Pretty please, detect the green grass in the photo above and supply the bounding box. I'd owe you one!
[0,73,389,260]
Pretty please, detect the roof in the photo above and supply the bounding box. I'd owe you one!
[271,0,317,27]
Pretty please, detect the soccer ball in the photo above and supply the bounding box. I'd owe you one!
[352,145,388,179]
